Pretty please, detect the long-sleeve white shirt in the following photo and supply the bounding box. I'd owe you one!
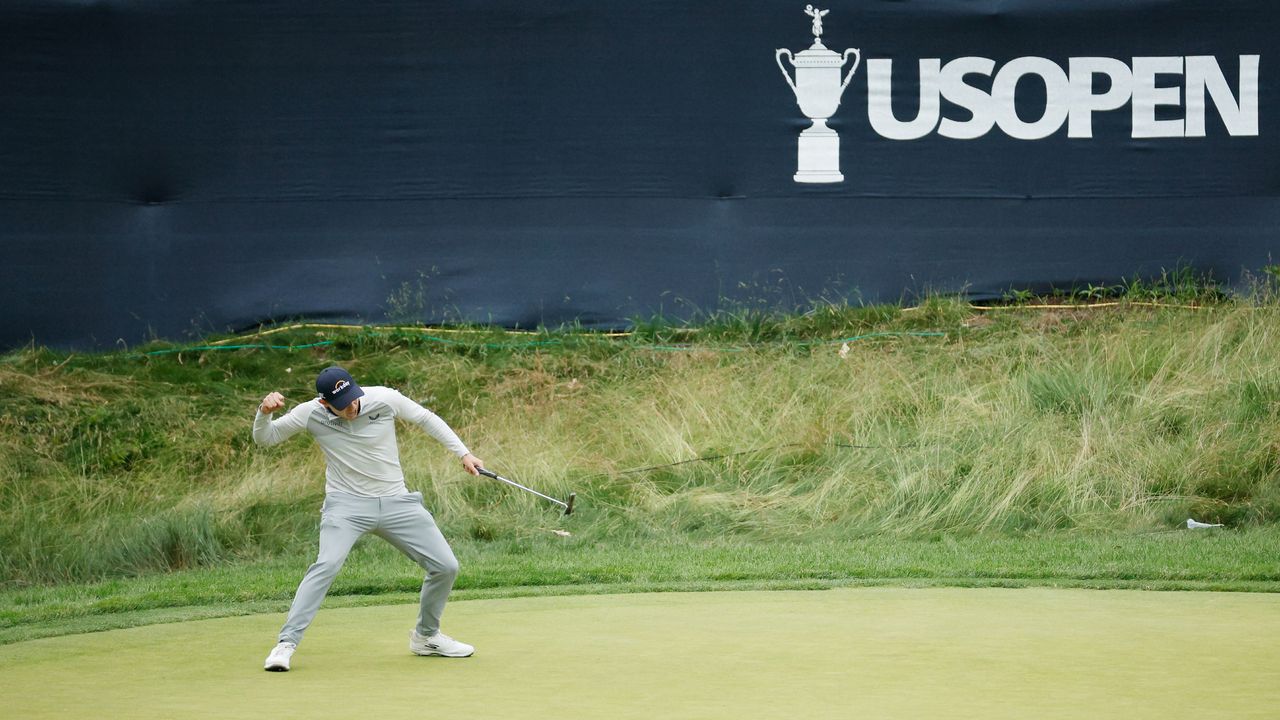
[252,386,470,497]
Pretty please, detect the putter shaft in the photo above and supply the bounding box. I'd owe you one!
[477,468,574,515]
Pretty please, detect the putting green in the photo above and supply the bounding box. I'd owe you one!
[3,588,1278,719]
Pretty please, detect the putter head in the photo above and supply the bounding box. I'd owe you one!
[565,493,576,516]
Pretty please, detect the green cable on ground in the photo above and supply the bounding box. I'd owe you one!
[806,331,947,345]
[134,341,336,357]
[633,331,945,353]
[124,329,946,359]
[386,333,565,350]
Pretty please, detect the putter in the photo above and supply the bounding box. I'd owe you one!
[477,468,576,515]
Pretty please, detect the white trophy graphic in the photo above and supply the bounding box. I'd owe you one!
[775,5,861,183]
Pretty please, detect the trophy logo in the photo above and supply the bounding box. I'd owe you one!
[775,5,861,183]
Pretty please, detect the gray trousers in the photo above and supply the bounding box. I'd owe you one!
[279,490,459,645]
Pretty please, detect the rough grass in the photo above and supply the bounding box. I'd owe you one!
[2,298,1280,589]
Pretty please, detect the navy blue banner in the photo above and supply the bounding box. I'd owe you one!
[2,1,1277,347]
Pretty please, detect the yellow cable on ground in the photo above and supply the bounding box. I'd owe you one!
[902,300,1214,312]
[212,299,1218,345]
[208,322,632,346]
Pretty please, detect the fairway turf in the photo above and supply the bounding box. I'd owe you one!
[5,528,1279,645]
[2,588,1278,720]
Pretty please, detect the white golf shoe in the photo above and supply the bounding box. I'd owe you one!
[410,630,474,657]
[264,641,296,672]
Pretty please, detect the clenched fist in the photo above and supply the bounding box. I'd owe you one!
[259,392,287,414]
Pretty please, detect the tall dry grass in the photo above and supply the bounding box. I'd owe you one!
[3,301,1279,584]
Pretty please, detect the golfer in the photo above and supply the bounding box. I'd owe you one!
[254,366,482,671]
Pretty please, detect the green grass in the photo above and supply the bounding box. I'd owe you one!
[3,527,1277,645]
[3,289,1280,642]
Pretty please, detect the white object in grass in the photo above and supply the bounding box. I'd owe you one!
[1186,518,1224,529]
